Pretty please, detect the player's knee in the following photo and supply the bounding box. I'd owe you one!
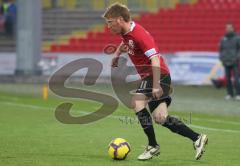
[154,115,167,124]
[131,100,144,112]
[131,97,147,113]
[133,105,145,113]
[131,100,138,111]
[153,108,168,124]
[130,100,135,109]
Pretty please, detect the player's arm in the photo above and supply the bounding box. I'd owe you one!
[137,29,163,99]
[111,41,125,67]
[150,56,163,99]
[116,41,125,56]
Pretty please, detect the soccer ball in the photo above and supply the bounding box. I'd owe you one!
[108,138,131,160]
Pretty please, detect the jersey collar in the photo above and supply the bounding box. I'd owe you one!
[123,21,136,35]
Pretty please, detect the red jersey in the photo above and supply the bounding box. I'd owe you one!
[121,22,169,79]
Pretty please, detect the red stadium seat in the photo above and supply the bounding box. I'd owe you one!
[48,0,240,53]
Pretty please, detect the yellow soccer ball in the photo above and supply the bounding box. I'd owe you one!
[108,138,131,160]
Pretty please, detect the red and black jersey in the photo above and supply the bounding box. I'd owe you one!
[121,22,169,79]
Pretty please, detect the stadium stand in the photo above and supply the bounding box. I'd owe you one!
[0,8,106,52]
[46,0,240,53]
[42,0,185,52]
[0,0,195,52]
[3,0,239,53]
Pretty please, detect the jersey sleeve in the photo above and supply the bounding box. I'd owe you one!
[136,29,159,59]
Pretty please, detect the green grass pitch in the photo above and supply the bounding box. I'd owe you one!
[0,84,239,166]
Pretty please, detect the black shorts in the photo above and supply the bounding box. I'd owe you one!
[136,74,172,110]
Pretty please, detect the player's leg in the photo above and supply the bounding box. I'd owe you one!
[233,63,240,99]
[132,94,158,147]
[132,93,160,160]
[150,101,199,141]
[149,100,208,160]
[225,65,234,99]
[150,74,203,143]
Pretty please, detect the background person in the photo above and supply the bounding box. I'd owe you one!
[219,23,240,100]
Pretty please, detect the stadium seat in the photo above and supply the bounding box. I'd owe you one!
[47,0,240,53]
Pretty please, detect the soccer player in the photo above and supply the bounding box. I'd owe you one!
[102,3,208,161]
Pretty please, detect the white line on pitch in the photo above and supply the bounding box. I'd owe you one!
[0,101,240,134]
[189,124,240,133]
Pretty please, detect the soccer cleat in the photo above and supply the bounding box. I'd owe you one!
[225,95,232,100]
[235,95,240,101]
[137,145,160,161]
[194,134,208,160]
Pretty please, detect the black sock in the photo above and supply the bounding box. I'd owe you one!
[162,116,199,142]
[136,108,158,147]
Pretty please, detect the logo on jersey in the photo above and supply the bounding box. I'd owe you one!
[128,40,134,55]
[128,40,134,49]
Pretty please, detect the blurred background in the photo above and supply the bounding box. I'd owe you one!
[0,1,240,165]
[1,0,239,86]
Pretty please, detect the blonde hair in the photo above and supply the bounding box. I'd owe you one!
[102,2,131,22]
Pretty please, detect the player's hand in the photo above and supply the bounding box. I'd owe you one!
[152,85,163,99]
[111,56,119,68]
[119,44,129,53]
